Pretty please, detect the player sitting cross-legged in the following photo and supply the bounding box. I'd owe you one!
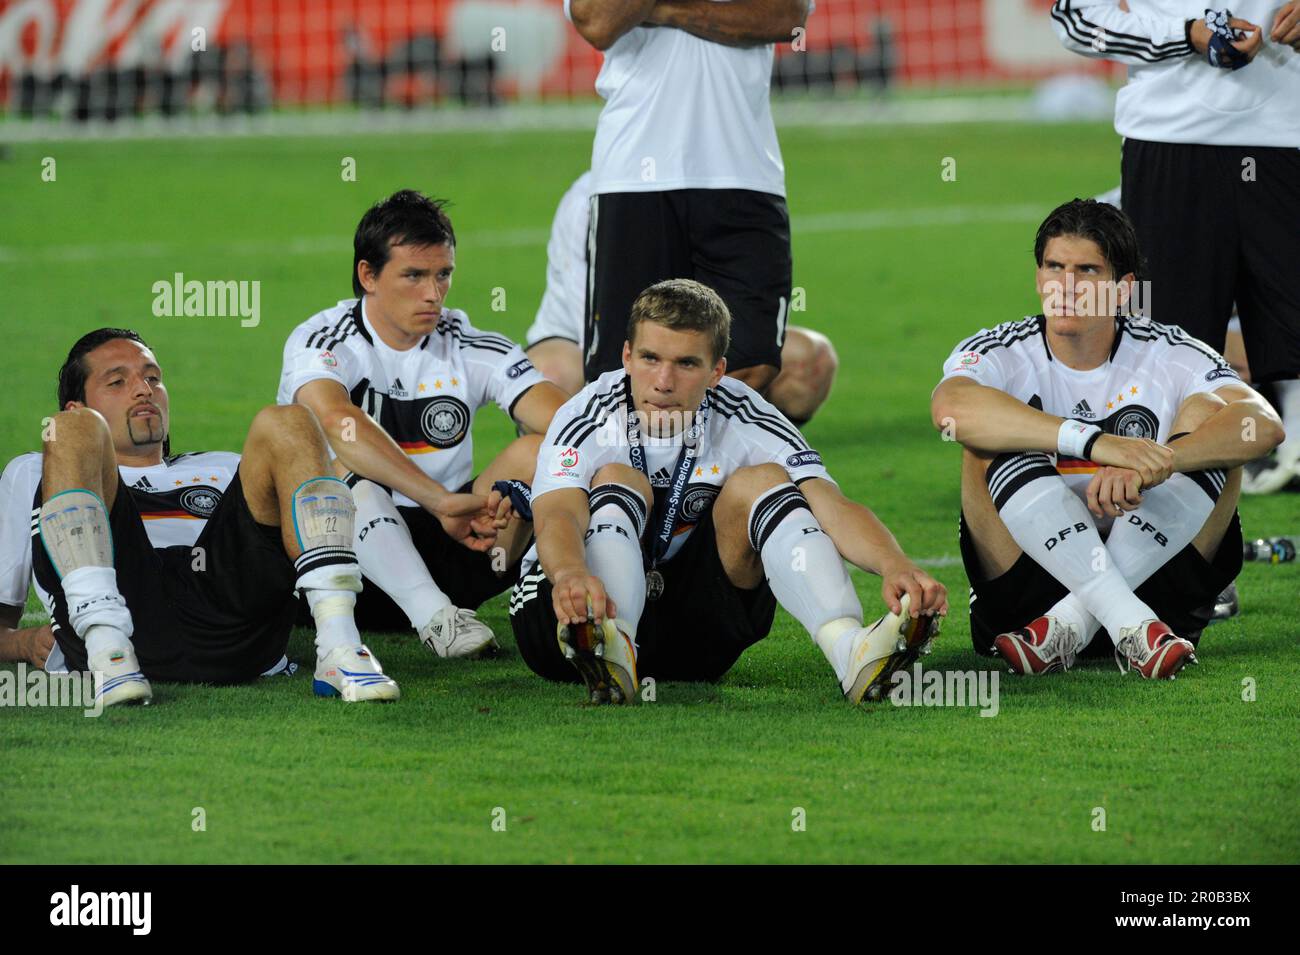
[931,199,1285,680]
[0,328,397,706]
[281,190,569,661]
[509,278,946,704]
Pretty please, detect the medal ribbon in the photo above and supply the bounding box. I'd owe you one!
[622,376,710,569]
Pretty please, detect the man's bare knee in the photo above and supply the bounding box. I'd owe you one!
[717,463,791,515]
[591,463,651,503]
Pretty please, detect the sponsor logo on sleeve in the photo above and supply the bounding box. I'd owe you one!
[506,358,535,379]
[786,450,824,469]
[1205,366,1239,382]
[958,352,980,366]
[318,350,339,368]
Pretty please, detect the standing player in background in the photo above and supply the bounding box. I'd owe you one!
[281,191,568,661]
[511,279,945,705]
[525,169,840,423]
[931,200,1283,679]
[0,328,397,705]
[1053,1,1300,492]
[567,1,810,396]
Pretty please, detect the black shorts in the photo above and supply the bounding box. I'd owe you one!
[350,480,524,630]
[508,507,777,683]
[960,510,1243,657]
[34,473,297,684]
[1122,139,1300,382]
[584,189,793,380]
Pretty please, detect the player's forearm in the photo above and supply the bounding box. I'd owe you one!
[804,482,908,576]
[316,407,450,511]
[535,498,592,582]
[1049,0,1195,65]
[570,0,658,50]
[1171,399,1285,472]
[931,380,1062,454]
[647,0,809,46]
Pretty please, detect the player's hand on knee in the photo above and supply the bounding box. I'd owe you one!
[1087,467,1144,519]
[24,624,55,669]
[551,569,615,626]
[1090,436,1173,490]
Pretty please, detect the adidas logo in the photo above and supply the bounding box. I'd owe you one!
[1071,399,1096,420]
[390,377,408,398]
[650,467,672,487]
[133,476,155,490]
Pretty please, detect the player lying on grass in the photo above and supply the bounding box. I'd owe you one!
[524,170,840,423]
[509,278,946,704]
[281,190,568,660]
[931,199,1284,679]
[0,328,398,706]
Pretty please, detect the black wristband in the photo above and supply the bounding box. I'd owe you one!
[1082,430,1103,460]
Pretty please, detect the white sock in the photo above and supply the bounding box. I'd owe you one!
[352,479,451,628]
[987,452,1155,641]
[584,484,649,641]
[1045,468,1224,647]
[749,483,863,640]
[306,590,362,656]
[59,565,134,650]
[813,617,860,685]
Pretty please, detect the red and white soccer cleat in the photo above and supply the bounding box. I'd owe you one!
[1115,619,1197,680]
[992,615,1079,675]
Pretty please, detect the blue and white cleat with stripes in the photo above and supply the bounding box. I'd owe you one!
[313,644,401,702]
[89,646,153,707]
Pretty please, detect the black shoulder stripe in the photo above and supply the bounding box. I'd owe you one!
[711,389,808,449]
[711,392,809,451]
[325,324,361,353]
[974,326,1041,356]
[555,389,624,447]
[956,318,1038,353]
[306,312,350,350]
[1125,327,1227,365]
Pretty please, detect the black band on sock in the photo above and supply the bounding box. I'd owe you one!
[588,484,648,539]
[747,484,810,553]
[986,452,1059,511]
[293,546,357,583]
[1183,468,1227,503]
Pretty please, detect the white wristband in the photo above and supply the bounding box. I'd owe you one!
[1058,420,1101,458]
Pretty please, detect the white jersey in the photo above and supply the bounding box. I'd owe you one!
[527,369,833,568]
[525,170,592,348]
[939,315,1242,497]
[1051,1,1300,147]
[0,450,241,670]
[567,0,789,197]
[278,298,547,506]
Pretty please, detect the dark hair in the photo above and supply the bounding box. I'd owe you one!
[352,189,456,297]
[628,279,731,362]
[57,327,170,456]
[1034,198,1144,281]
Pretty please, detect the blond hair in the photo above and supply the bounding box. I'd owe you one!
[627,279,730,362]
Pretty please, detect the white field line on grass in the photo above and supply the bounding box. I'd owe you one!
[0,96,1039,145]
[0,204,1046,264]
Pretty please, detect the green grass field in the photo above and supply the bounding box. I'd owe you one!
[0,121,1296,864]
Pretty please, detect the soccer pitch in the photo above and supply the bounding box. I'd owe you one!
[0,121,1296,864]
